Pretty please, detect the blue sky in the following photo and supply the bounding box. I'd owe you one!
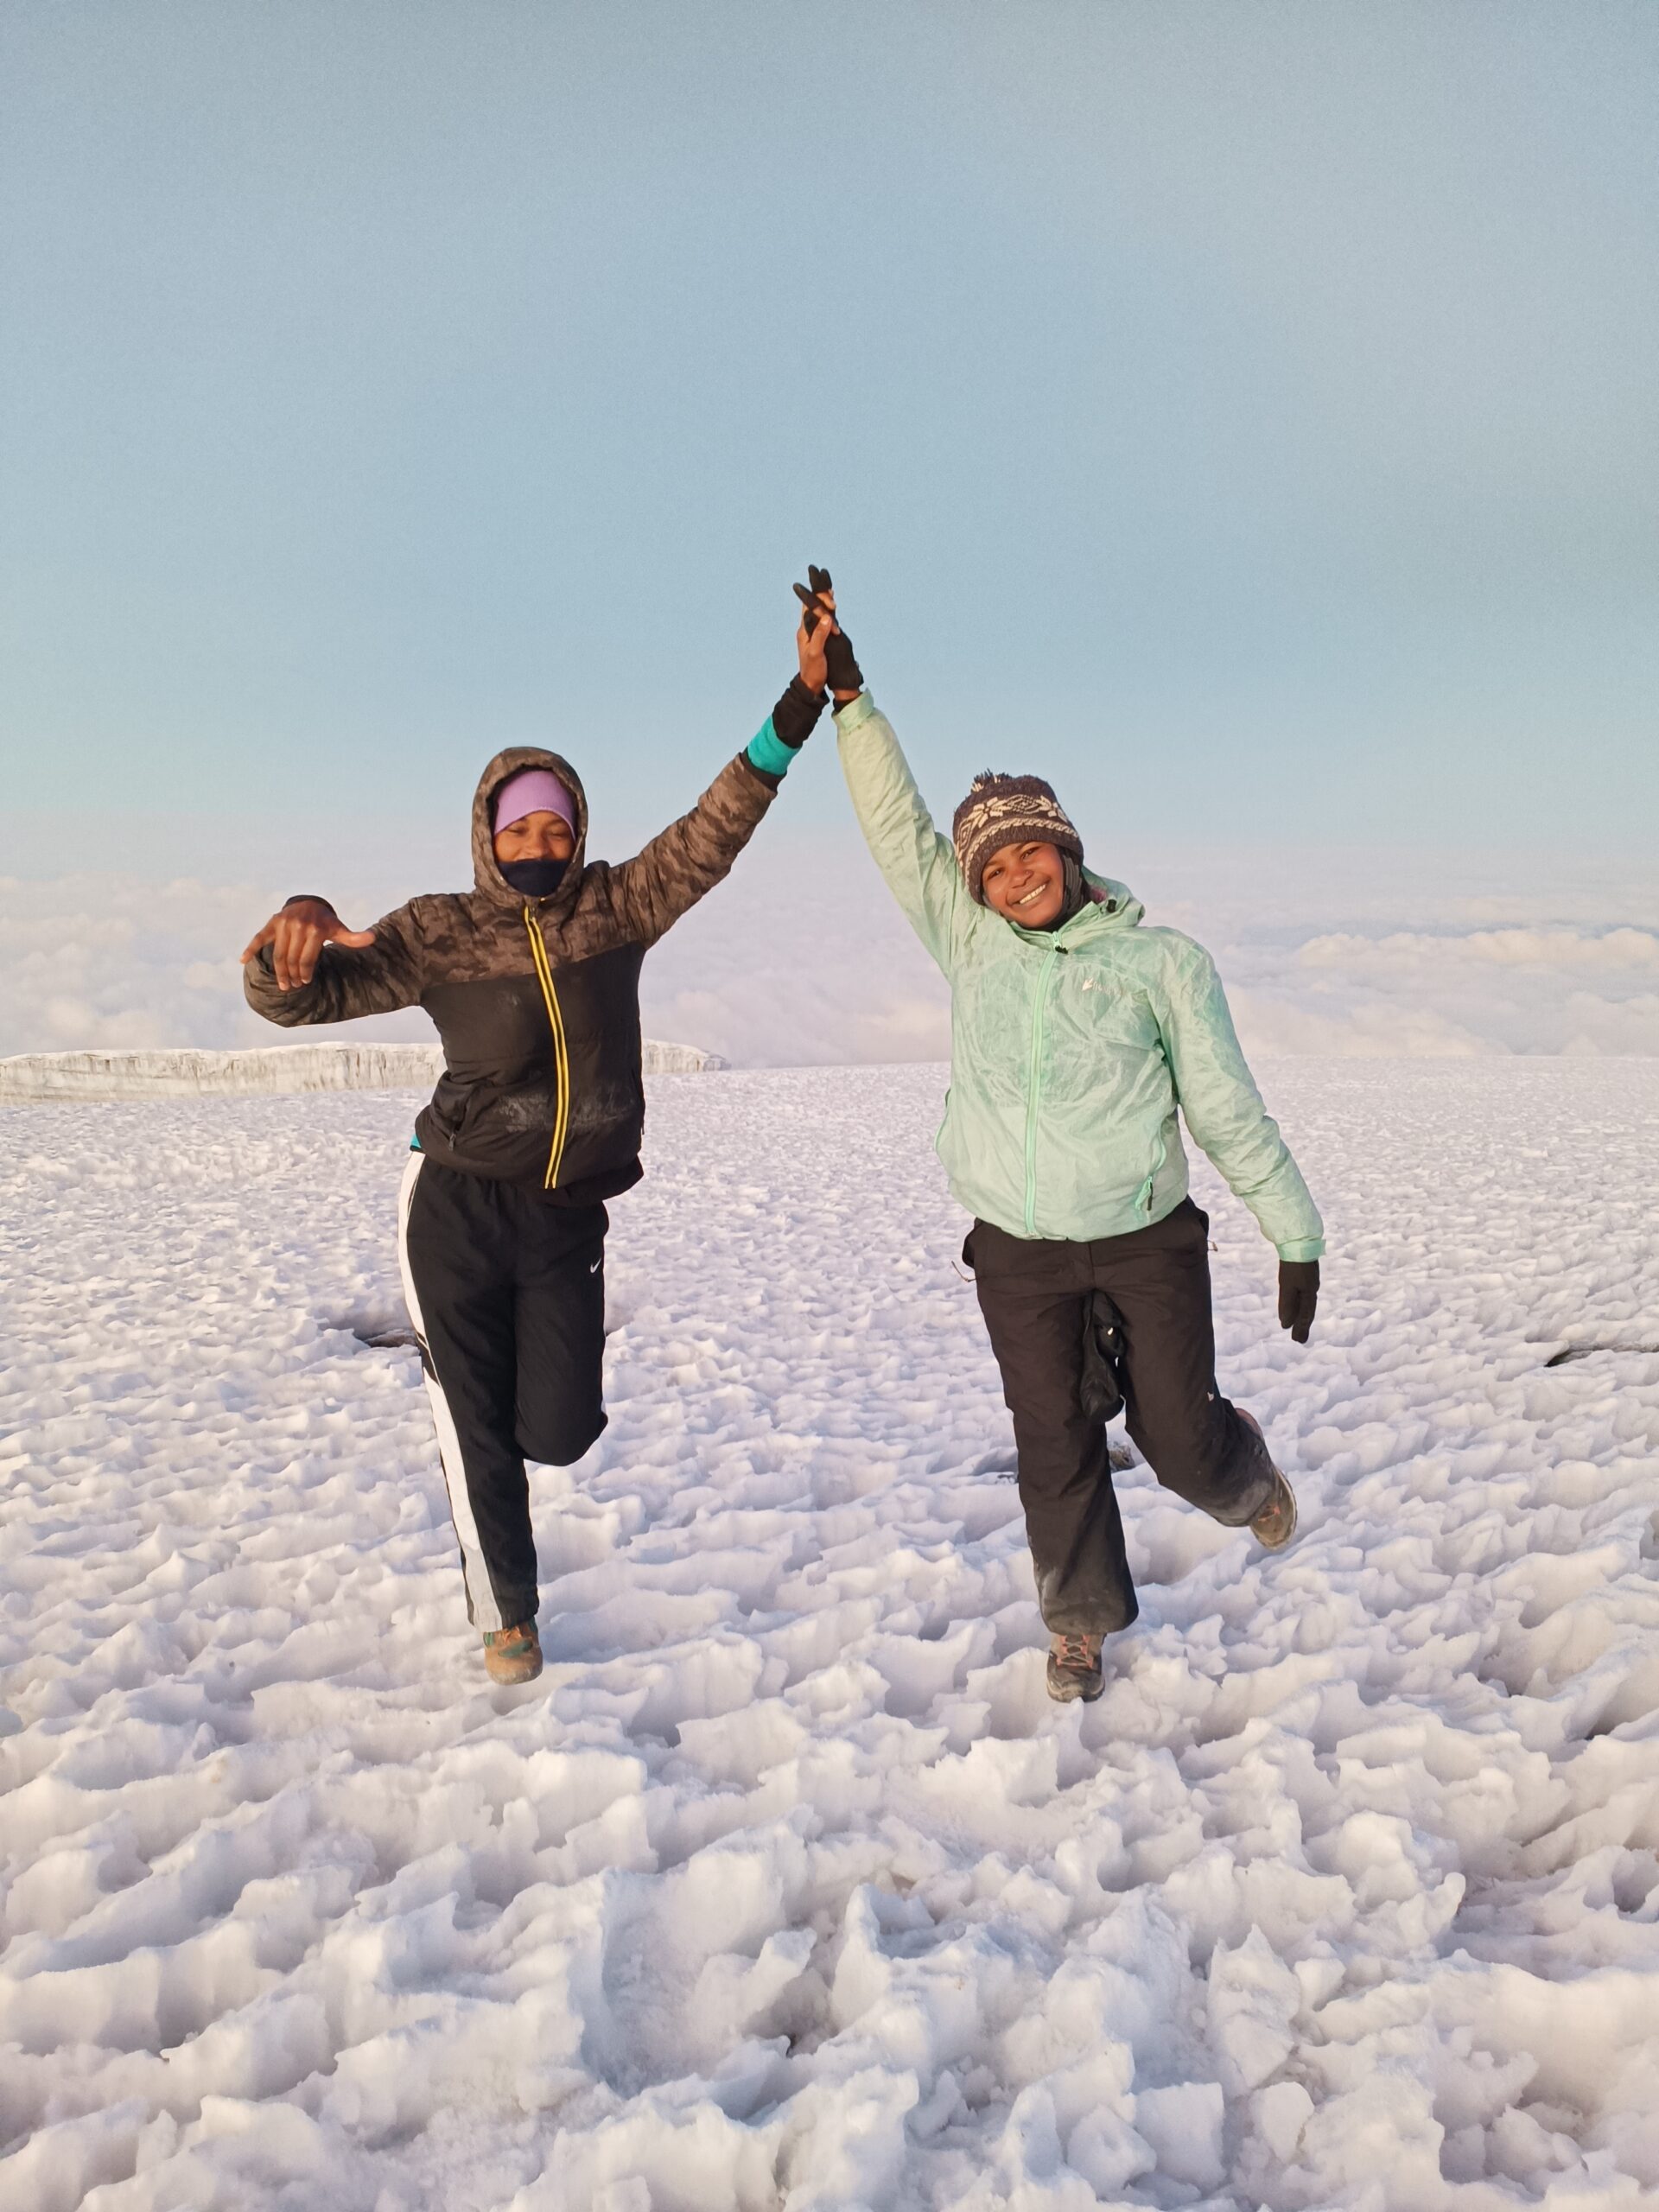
[3,0,1656,871]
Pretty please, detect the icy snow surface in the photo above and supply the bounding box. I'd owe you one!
[3,1060,1658,2212]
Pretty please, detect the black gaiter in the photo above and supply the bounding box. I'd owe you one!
[500,858,569,898]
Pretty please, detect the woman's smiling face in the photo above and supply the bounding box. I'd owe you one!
[981,840,1066,928]
[493,810,576,866]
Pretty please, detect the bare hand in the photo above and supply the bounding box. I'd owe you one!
[239,899,376,991]
[797,598,831,694]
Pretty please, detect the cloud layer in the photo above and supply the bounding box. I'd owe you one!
[3,840,1656,1067]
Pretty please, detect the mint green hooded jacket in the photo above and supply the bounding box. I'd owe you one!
[837,694,1324,1261]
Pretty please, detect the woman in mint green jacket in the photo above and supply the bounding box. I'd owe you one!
[796,571,1323,1705]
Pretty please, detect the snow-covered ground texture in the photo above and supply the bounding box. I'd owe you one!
[3,1059,1658,2212]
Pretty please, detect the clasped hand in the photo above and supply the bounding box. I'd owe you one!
[792,564,863,702]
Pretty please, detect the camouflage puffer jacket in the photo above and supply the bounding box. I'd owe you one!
[244,741,781,1202]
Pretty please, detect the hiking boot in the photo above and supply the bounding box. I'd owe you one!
[1046,1631,1105,1703]
[1238,1408,1298,1550]
[1250,1469,1298,1549]
[482,1620,543,1685]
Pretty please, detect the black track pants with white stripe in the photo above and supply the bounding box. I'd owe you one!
[397,1153,607,1632]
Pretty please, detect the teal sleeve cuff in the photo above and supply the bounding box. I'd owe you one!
[746,718,798,779]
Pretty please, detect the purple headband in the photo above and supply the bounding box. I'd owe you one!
[493,767,575,835]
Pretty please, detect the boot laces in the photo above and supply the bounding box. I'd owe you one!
[1053,1633,1099,1671]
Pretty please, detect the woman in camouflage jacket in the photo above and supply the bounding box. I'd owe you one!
[239,613,832,1682]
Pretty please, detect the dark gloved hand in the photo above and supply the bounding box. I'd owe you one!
[793,563,832,635]
[1278,1260,1320,1344]
[793,564,863,696]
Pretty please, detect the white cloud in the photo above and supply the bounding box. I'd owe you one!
[1227,993,1494,1059]
[1230,921,1659,1056]
[1296,927,1659,972]
[0,876,437,1058]
[1558,992,1659,1058]
[3,841,1656,1067]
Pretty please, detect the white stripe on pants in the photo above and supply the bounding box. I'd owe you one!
[396,1151,505,1633]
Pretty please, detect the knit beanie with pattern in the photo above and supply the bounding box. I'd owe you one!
[950,772,1084,904]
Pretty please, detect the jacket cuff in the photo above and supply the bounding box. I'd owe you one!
[734,748,783,793]
[833,690,876,730]
[1276,1237,1325,1263]
[242,944,281,1002]
[770,674,828,749]
[746,718,798,779]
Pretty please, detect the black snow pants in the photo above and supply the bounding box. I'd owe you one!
[966,1198,1276,1637]
[397,1152,607,1632]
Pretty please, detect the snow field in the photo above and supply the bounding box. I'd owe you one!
[2,1059,1657,2210]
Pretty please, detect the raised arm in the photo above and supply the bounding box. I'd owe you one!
[834,696,968,975]
[782,571,968,976]
[604,753,781,948]
[1157,938,1325,1262]
[241,897,424,1027]
[607,613,830,947]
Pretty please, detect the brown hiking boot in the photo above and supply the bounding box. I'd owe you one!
[1250,1469,1298,1550]
[482,1620,543,1684]
[1046,1631,1105,1703]
[1237,1408,1298,1550]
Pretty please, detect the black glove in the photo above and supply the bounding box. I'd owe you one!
[793,563,832,635]
[793,564,863,696]
[1278,1260,1319,1344]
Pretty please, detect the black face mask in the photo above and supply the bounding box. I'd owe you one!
[499,856,569,898]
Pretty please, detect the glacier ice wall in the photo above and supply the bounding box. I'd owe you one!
[0,1039,725,1102]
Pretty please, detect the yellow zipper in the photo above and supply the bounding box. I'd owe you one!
[523,906,571,1190]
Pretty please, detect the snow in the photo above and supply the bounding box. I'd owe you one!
[0,1040,726,1103]
[3,1057,1658,2211]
